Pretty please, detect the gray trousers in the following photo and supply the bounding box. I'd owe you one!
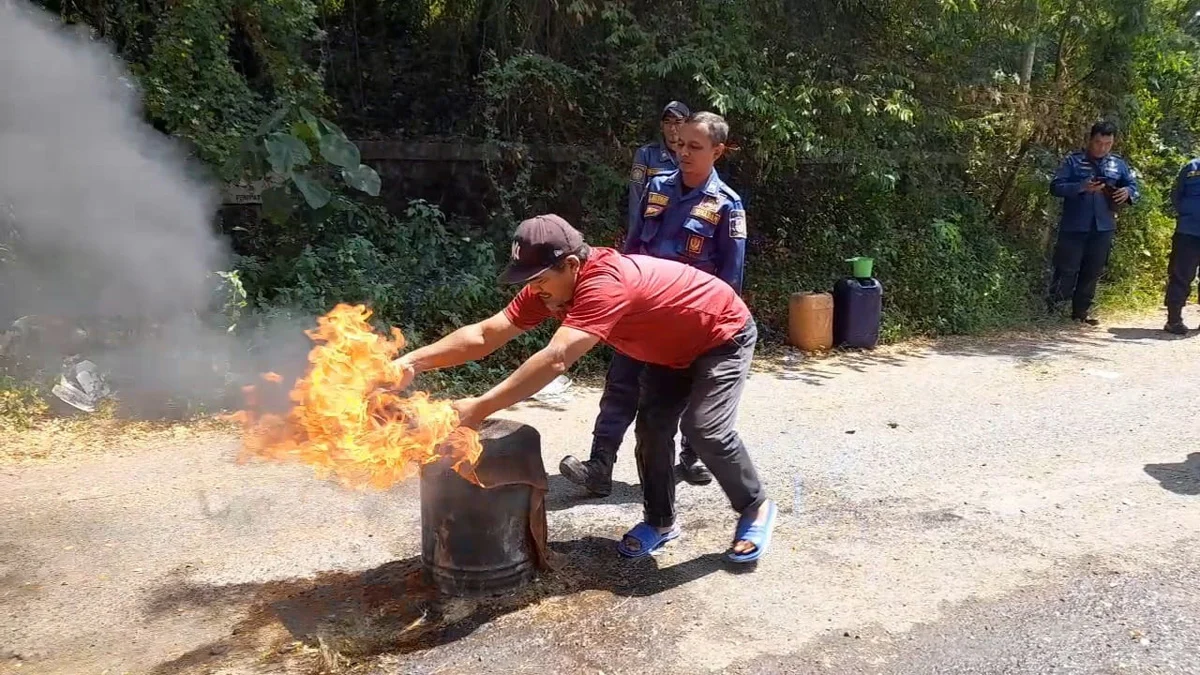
[634,318,766,527]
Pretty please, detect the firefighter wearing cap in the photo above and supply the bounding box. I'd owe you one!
[628,101,690,235]
[389,214,778,565]
[559,110,746,497]
[1163,156,1200,334]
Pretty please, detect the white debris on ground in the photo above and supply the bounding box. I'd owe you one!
[51,359,111,412]
[530,374,573,407]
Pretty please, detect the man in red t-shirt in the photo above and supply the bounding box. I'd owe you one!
[391,215,777,563]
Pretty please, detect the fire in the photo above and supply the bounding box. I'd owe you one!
[232,303,483,488]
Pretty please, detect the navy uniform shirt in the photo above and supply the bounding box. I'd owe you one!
[1171,158,1200,238]
[1050,149,1141,233]
[628,142,679,234]
[624,168,747,293]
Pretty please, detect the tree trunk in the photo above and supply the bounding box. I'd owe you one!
[1054,0,1080,87]
[1020,0,1040,91]
[1021,37,1037,90]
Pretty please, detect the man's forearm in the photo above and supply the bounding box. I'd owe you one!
[402,323,492,374]
[474,347,567,418]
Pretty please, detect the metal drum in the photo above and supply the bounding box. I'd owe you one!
[419,420,543,597]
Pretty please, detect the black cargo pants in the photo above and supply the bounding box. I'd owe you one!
[1048,229,1116,318]
[633,318,766,528]
[1164,231,1200,321]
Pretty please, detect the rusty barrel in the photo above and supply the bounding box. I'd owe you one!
[420,419,546,597]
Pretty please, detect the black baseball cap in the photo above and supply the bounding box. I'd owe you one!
[499,214,587,284]
[661,101,691,120]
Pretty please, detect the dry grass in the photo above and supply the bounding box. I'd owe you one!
[0,409,237,464]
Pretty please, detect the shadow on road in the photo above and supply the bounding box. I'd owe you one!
[757,321,1117,385]
[757,347,922,385]
[929,324,1107,363]
[1144,453,1200,496]
[146,537,729,674]
[1108,327,1196,342]
[545,473,641,511]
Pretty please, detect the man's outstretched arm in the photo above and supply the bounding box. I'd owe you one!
[453,326,600,428]
[392,311,526,388]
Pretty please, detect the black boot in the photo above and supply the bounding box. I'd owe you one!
[676,440,713,486]
[1165,307,1188,335]
[559,442,616,497]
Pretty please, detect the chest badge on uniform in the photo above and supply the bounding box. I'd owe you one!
[686,234,705,256]
[691,197,722,225]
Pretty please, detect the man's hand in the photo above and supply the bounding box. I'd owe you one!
[452,397,485,430]
[1113,187,1132,204]
[390,356,416,391]
[1084,178,1106,193]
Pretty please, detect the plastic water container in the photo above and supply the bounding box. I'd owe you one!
[787,291,834,352]
[833,277,883,349]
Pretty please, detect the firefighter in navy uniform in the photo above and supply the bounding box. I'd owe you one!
[560,111,747,496]
[1048,120,1141,325]
[1163,157,1200,334]
[627,101,691,235]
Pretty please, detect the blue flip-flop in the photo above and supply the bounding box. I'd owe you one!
[727,500,778,564]
[617,522,681,558]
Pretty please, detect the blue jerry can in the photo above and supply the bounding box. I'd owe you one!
[833,277,883,349]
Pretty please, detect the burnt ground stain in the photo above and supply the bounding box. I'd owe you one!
[144,537,735,674]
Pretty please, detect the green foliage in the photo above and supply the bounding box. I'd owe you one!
[462,0,1200,341]
[41,0,329,164]
[212,270,249,331]
[39,0,1200,373]
[0,375,48,431]
[224,105,382,218]
[222,106,582,393]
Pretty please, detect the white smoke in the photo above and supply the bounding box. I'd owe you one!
[0,2,320,418]
[0,0,227,321]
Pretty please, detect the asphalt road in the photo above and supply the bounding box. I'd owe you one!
[2,311,1198,674]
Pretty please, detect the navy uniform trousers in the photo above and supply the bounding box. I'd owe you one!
[1048,228,1115,318]
[591,352,697,466]
[1165,231,1200,319]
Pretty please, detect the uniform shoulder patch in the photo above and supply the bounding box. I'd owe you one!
[647,192,669,207]
[630,163,647,184]
[730,209,747,239]
[718,183,742,202]
[644,204,665,219]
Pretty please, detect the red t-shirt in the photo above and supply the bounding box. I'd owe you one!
[503,247,751,368]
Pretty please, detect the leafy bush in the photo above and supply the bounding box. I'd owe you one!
[0,375,48,431]
[220,108,603,394]
[36,0,1200,365]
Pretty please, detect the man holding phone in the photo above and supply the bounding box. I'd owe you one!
[1048,120,1140,325]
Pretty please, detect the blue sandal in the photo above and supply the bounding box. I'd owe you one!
[617,522,681,558]
[727,500,777,564]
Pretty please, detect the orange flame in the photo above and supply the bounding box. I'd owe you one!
[232,303,483,488]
